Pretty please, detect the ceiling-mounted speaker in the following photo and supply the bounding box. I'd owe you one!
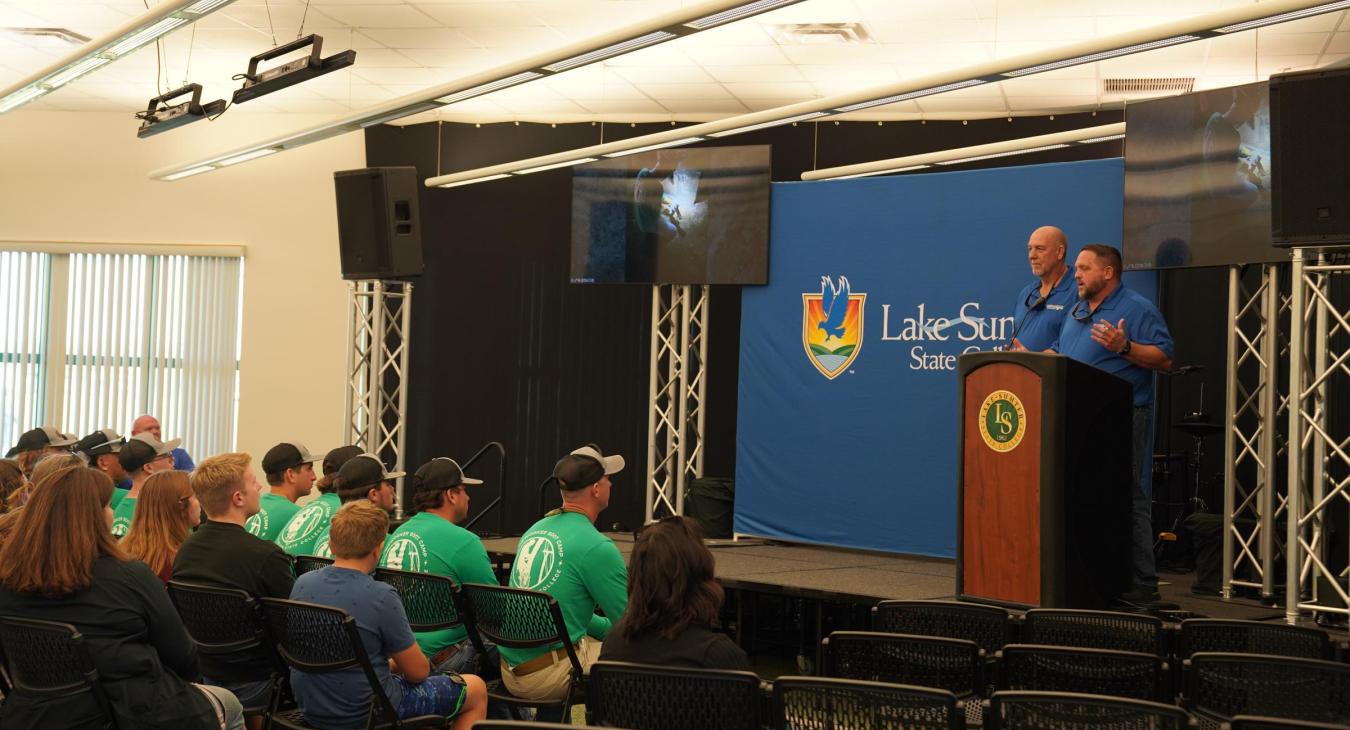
[334,167,423,280]
[1271,65,1350,248]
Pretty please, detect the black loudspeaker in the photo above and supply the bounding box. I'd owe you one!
[334,167,423,279]
[1271,66,1350,248]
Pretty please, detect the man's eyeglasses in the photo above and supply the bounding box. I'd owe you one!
[1022,288,1047,310]
[1070,299,1095,321]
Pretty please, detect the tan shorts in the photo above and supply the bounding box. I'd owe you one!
[500,635,602,702]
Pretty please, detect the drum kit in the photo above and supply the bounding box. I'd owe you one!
[1153,367,1222,566]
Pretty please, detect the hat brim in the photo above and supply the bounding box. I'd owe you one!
[385,470,406,480]
[460,476,484,485]
[601,454,624,475]
[159,438,182,454]
[3,446,18,458]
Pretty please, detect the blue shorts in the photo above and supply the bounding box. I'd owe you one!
[396,673,467,721]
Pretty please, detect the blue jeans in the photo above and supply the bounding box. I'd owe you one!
[1132,405,1157,588]
[205,677,272,713]
[433,639,497,676]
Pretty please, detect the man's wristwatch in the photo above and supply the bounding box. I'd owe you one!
[1119,340,1132,356]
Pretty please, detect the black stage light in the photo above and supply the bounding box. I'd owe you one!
[232,34,356,105]
[136,83,226,139]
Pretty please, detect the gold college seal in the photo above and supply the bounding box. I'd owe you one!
[978,389,1026,453]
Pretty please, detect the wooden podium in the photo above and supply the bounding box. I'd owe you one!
[955,351,1132,609]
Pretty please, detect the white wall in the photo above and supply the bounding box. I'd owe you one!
[0,110,366,467]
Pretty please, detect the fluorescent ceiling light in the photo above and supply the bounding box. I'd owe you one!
[1001,36,1203,78]
[934,144,1070,165]
[1215,0,1350,33]
[708,111,827,138]
[834,80,986,114]
[161,165,216,181]
[439,174,514,189]
[835,165,931,180]
[516,158,599,175]
[217,148,279,166]
[0,0,237,115]
[602,137,707,158]
[152,0,810,181]
[1077,134,1126,144]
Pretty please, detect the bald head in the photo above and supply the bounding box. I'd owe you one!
[1027,226,1068,279]
[132,415,161,441]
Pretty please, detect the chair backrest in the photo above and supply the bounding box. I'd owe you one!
[258,597,401,727]
[458,583,581,673]
[997,643,1165,702]
[167,580,269,657]
[872,600,1013,655]
[1185,652,1350,726]
[0,615,118,724]
[1177,619,1329,661]
[292,555,334,576]
[987,690,1193,730]
[1227,715,1350,730]
[587,660,761,730]
[822,630,983,697]
[372,567,463,632]
[1022,609,1165,655]
[773,676,963,730]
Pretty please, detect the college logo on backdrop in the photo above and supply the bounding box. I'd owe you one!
[978,389,1027,452]
[803,275,866,380]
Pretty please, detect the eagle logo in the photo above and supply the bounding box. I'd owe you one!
[802,275,865,380]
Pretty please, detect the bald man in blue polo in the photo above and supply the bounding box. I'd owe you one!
[1011,226,1077,352]
[1052,243,1174,604]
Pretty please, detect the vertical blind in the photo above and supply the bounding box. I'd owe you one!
[0,251,49,450]
[0,249,243,458]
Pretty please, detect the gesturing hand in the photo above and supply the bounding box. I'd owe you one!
[1092,318,1127,354]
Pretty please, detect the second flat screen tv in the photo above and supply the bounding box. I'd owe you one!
[1123,81,1279,270]
[570,144,771,285]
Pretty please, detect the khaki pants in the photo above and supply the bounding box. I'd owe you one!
[500,636,602,702]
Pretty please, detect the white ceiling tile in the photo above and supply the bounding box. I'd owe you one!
[1192,75,1265,91]
[1206,32,1257,56]
[1089,0,1225,15]
[489,81,565,102]
[350,66,451,85]
[456,25,565,49]
[702,64,804,83]
[317,4,440,28]
[796,64,897,83]
[680,45,793,66]
[587,42,691,67]
[543,78,651,100]
[189,28,277,52]
[436,96,508,114]
[524,1,665,27]
[396,46,497,67]
[1329,32,1350,54]
[1003,94,1098,111]
[739,97,812,111]
[1255,12,1345,34]
[416,2,541,27]
[867,19,995,44]
[212,5,341,33]
[1255,55,1322,76]
[611,65,714,84]
[754,0,864,24]
[1256,32,1332,56]
[1201,55,1262,76]
[639,83,733,100]
[777,43,908,65]
[656,98,748,113]
[999,76,1098,96]
[359,27,477,47]
[996,16,1096,41]
[345,47,420,67]
[572,97,667,114]
[854,0,976,22]
[723,81,818,99]
[261,97,354,113]
[349,30,388,48]
[673,21,772,47]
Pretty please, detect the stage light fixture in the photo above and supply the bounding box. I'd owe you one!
[152,0,812,181]
[0,0,238,115]
[231,35,355,105]
[135,83,226,139]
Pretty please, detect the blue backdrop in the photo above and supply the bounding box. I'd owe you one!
[735,158,1151,557]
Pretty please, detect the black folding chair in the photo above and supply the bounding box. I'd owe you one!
[457,583,582,721]
[259,597,448,729]
[1183,652,1350,730]
[1021,609,1166,655]
[373,567,490,675]
[1177,619,1329,661]
[997,643,1167,702]
[0,615,120,729]
[986,690,1194,730]
[586,660,761,730]
[168,581,288,729]
[872,600,1014,656]
[1226,716,1350,730]
[292,555,334,576]
[823,630,984,725]
[774,676,963,730]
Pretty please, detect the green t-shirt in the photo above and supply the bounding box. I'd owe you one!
[246,492,302,542]
[499,511,628,666]
[110,495,137,538]
[378,511,499,657]
[276,493,341,555]
[109,487,128,511]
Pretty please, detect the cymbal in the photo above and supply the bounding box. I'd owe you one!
[1175,421,1224,437]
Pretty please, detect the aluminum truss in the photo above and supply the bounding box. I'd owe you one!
[1286,249,1349,624]
[1223,264,1286,600]
[645,284,709,522]
[344,280,413,518]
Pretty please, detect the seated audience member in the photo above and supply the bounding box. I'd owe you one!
[174,452,295,718]
[275,445,361,555]
[380,457,499,673]
[289,501,487,730]
[133,414,195,470]
[0,453,87,548]
[5,425,77,478]
[0,459,21,513]
[0,465,244,730]
[246,441,322,541]
[600,516,750,670]
[113,432,180,537]
[306,453,401,558]
[122,471,201,584]
[74,429,130,506]
[501,445,629,702]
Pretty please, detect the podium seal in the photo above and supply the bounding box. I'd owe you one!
[978,389,1026,453]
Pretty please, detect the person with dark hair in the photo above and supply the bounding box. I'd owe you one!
[600,516,749,670]
[0,458,22,512]
[74,428,130,506]
[300,453,401,559]
[1053,243,1175,604]
[112,432,180,538]
[122,470,200,584]
[276,446,362,554]
[246,441,322,541]
[380,457,499,674]
[1011,225,1077,352]
[5,425,77,478]
[0,465,244,729]
[501,444,628,703]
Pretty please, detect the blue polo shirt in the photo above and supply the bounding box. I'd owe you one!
[1054,284,1174,407]
[1012,270,1076,352]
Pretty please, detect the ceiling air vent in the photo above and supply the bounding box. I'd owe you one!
[1102,77,1195,96]
[767,23,874,45]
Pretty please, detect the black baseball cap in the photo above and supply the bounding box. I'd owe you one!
[553,444,624,491]
[75,429,124,460]
[323,445,364,476]
[413,458,483,492]
[6,426,78,458]
[118,433,180,473]
[337,453,406,492]
[262,441,323,475]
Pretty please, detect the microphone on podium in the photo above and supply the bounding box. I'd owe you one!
[1005,292,1048,351]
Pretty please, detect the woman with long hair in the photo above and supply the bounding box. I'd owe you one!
[0,459,22,513]
[599,516,750,670]
[122,470,201,584]
[0,466,243,730]
[0,452,87,547]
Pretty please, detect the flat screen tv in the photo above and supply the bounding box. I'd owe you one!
[570,144,771,285]
[1123,81,1279,270]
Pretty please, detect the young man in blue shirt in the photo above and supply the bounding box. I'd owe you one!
[1011,225,1078,352]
